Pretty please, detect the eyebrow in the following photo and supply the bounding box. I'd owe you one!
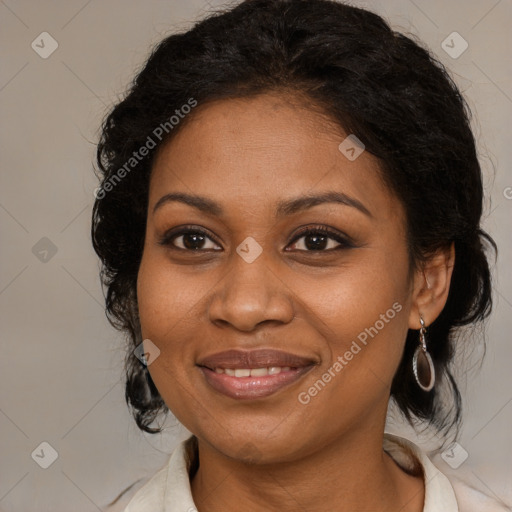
[153,191,372,218]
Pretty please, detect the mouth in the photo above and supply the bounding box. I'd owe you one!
[197,349,318,400]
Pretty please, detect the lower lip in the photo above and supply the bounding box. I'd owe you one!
[199,366,314,400]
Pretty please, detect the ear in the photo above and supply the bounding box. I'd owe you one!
[408,242,455,329]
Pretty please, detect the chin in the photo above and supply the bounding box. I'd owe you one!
[195,424,311,465]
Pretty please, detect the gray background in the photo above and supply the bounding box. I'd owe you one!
[0,0,511,510]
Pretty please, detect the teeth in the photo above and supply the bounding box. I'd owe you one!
[213,366,293,377]
[250,368,269,377]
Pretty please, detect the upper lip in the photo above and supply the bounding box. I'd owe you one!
[197,349,318,370]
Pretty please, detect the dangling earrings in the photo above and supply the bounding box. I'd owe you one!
[412,315,435,391]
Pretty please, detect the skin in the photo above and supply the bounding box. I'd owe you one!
[137,92,455,512]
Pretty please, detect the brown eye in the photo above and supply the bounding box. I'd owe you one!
[287,226,354,252]
[159,226,222,251]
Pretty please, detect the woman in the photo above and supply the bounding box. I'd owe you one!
[92,0,504,510]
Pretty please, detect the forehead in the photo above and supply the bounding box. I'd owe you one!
[149,93,402,224]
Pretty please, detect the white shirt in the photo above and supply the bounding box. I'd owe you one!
[119,433,509,511]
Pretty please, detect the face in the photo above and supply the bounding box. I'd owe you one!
[137,92,416,463]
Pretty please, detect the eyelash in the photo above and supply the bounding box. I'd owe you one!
[158,225,354,253]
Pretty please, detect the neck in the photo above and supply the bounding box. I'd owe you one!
[190,426,424,512]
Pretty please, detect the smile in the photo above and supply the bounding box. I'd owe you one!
[199,365,315,399]
[197,349,317,399]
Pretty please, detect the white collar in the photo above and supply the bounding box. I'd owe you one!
[125,432,460,511]
[382,433,459,511]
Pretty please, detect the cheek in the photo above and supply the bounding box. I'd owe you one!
[296,250,411,382]
[291,276,409,429]
[297,252,407,332]
[136,253,203,427]
[137,251,208,340]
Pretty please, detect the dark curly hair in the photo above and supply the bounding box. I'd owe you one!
[92,0,496,440]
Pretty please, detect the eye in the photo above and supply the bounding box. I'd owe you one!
[158,226,221,251]
[287,226,354,252]
[159,225,354,253]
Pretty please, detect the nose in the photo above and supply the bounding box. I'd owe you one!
[207,250,295,332]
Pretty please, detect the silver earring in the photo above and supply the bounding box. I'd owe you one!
[412,315,435,392]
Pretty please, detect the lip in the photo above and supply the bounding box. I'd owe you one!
[199,365,315,399]
[197,349,318,400]
[197,349,317,370]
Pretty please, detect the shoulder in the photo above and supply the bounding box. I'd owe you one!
[108,436,197,512]
[103,451,175,511]
[102,463,168,512]
[122,463,168,512]
[441,470,511,512]
[383,433,511,512]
